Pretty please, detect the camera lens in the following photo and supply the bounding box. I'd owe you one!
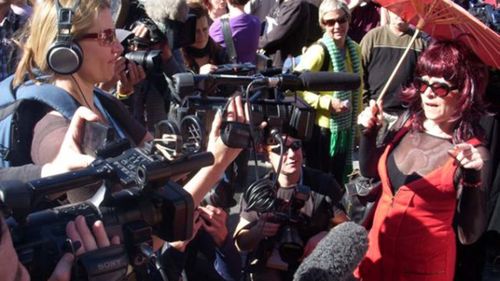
[124,50,162,72]
[278,225,304,264]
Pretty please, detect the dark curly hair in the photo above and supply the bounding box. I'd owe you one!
[400,40,489,143]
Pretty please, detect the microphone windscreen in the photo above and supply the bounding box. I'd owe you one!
[293,222,368,281]
[299,71,361,92]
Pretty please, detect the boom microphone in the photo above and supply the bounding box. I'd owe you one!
[171,71,361,102]
[293,222,368,281]
[266,71,361,92]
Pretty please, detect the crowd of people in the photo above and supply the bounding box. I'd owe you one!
[0,0,499,281]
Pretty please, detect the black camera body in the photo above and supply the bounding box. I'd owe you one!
[170,70,317,150]
[250,96,315,145]
[268,184,311,265]
[7,180,192,280]
[171,93,315,151]
[125,49,163,72]
[1,137,214,280]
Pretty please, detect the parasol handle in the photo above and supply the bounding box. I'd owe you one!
[376,28,421,108]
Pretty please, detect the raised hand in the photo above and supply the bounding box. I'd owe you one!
[448,143,486,171]
[199,205,228,247]
[357,99,383,130]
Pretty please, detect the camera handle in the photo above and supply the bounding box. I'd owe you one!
[0,165,110,221]
[123,221,157,281]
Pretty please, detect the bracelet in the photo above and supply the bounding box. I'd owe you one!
[115,89,133,100]
[460,177,482,188]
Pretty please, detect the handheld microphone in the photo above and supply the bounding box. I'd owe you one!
[293,222,368,281]
[171,71,361,102]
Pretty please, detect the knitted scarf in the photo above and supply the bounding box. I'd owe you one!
[321,33,361,180]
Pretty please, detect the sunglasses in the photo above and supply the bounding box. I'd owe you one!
[414,77,458,98]
[269,140,302,155]
[79,28,117,47]
[322,15,349,26]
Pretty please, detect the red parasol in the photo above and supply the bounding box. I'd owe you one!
[373,0,500,103]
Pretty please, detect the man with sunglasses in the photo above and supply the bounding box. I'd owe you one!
[233,135,346,281]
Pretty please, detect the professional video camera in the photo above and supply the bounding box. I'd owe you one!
[170,71,361,149]
[169,70,360,212]
[0,130,214,280]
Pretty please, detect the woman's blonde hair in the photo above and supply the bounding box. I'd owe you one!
[13,0,110,86]
[318,0,350,29]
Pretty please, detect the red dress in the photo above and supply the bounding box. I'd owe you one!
[356,126,480,281]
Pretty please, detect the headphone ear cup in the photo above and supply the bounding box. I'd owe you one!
[46,41,83,75]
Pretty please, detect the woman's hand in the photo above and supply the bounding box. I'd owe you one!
[199,64,218,74]
[41,107,99,177]
[206,95,248,167]
[48,216,120,281]
[357,99,383,130]
[449,143,486,171]
[330,97,350,113]
[116,60,146,96]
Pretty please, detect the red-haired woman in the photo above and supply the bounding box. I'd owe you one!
[356,40,491,281]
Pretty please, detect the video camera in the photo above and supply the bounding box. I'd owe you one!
[169,71,361,149]
[0,133,214,280]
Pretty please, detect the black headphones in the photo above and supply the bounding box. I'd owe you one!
[46,0,83,75]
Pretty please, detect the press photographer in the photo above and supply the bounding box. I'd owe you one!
[234,134,347,281]
[116,0,197,131]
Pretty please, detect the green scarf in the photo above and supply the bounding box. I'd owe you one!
[321,34,361,180]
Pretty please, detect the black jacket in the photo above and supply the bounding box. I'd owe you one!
[259,0,310,67]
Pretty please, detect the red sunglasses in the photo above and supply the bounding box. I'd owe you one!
[79,28,117,46]
[414,77,458,98]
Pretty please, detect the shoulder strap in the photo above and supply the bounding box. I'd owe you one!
[0,75,18,106]
[317,40,330,72]
[220,16,238,64]
[0,75,79,119]
[93,88,128,140]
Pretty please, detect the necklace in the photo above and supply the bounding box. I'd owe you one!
[71,75,92,109]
